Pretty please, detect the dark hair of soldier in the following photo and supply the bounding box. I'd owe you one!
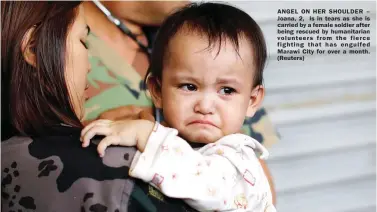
[1,2,83,140]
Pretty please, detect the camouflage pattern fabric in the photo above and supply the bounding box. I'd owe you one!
[1,126,197,212]
[83,32,280,149]
[84,33,153,122]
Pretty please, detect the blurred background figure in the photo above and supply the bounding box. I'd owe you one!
[230,1,376,212]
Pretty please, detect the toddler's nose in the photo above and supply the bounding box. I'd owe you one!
[194,93,215,115]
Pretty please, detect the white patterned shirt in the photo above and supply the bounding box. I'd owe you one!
[130,122,276,212]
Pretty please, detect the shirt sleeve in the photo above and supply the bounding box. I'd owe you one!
[129,122,276,211]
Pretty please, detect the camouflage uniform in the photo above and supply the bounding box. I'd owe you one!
[1,126,197,211]
[83,33,153,121]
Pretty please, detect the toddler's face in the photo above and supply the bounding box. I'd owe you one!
[152,32,263,143]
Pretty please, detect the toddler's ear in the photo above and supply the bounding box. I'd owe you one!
[246,85,265,117]
[146,76,163,109]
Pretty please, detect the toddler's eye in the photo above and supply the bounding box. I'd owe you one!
[180,84,197,91]
[219,87,236,95]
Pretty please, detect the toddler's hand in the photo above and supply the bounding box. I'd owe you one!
[80,119,154,157]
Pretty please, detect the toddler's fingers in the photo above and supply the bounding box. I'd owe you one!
[82,126,112,147]
[97,136,121,157]
[81,119,112,138]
